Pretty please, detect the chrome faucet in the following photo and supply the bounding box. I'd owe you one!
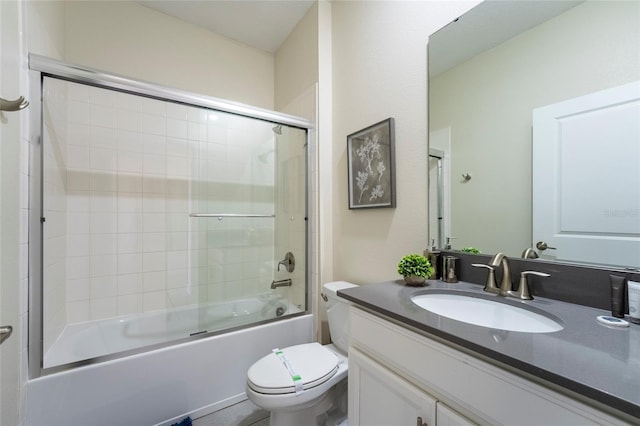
[277,252,295,273]
[489,252,513,297]
[477,253,551,300]
[512,271,550,300]
[472,263,499,294]
[521,247,539,259]
[271,278,292,289]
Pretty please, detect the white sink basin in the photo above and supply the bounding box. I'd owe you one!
[411,293,563,333]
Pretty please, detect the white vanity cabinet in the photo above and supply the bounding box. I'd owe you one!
[349,347,436,426]
[349,347,473,426]
[348,307,629,426]
[436,403,476,426]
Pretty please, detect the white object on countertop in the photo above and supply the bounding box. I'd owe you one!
[596,315,629,328]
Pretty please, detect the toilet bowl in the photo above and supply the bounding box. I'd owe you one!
[245,281,357,426]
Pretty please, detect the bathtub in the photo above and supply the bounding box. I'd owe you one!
[25,297,313,426]
[44,293,295,368]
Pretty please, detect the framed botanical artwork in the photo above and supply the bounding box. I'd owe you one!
[347,117,396,209]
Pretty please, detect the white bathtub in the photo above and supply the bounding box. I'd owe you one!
[25,301,313,425]
[44,293,294,368]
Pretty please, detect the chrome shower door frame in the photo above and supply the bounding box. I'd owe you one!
[28,54,313,378]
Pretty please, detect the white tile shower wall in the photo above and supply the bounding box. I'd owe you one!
[42,78,68,354]
[195,112,276,303]
[53,79,277,326]
[274,128,307,309]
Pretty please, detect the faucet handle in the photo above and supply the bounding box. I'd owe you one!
[277,252,295,273]
[513,271,550,300]
[472,263,499,294]
[521,247,539,259]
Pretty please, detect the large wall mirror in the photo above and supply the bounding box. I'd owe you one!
[428,0,640,269]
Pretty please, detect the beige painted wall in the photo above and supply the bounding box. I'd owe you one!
[275,2,318,112]
[26,0,66,59]
[430,1,640,257]
[330,1,477,284]
[65,1,275,109]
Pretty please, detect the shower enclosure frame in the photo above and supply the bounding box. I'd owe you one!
[428,148,445,249]
[27,54,314,379]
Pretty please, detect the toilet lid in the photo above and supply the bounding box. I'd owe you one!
[247,342,339,395]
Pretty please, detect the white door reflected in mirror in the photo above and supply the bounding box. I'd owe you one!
[533,81,640,269]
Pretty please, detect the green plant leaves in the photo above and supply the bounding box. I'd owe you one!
[397,254,433,278]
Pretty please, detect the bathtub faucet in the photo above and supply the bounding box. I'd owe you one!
[271,279,292,289]
[277,252,295,273]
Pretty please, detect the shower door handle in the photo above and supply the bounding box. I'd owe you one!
[0,326,12,346]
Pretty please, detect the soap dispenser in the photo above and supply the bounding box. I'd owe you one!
[423,238,441,280]
[444,237,456,250]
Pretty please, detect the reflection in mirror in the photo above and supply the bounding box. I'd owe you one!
[428,147,446,249]
[428,0,640,269]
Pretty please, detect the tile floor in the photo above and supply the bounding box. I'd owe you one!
[193,399,269,426]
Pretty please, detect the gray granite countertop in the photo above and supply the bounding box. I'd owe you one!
[338,280,640,421]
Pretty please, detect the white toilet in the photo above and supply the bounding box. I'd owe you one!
[246,281,357,426]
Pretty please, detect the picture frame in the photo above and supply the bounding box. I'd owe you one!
[347,117,396,209]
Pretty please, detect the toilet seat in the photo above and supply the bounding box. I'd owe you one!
[247,342,339,395]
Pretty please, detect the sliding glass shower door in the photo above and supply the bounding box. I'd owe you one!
[38,75,308,370]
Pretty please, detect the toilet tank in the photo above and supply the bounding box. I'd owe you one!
[323,281,358,354]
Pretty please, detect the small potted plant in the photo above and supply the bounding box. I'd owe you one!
[461,247,480,254]
[397,254,434,286]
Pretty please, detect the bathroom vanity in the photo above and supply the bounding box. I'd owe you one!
[339,280,640,426]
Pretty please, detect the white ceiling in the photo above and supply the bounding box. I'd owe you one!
[138,0,315,53]
[138,0,583,71]
[429,0,583,77]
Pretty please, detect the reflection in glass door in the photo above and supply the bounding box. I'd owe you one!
[428,149,444,249]
[429,127,451,250]
[38,76,309,370]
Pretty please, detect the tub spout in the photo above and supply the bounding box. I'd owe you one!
[271,279,292,289]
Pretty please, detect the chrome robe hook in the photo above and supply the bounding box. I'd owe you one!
[0,96,29,111]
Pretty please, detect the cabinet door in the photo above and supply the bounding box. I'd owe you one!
[349,348,436,426]
[437,403,476,426]
[350,307,623,425]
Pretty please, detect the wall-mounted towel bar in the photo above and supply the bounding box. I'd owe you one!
[189,213,275,218]
[0,96,29,111]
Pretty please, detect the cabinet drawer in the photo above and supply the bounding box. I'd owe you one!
[349,306,627,426]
